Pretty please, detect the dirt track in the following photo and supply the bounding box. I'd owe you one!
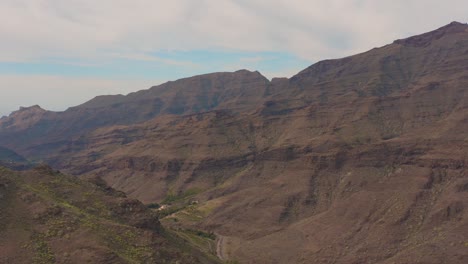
[216,234,226,261]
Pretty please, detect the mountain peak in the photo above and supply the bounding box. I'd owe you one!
[4,105,47,118]
[447,21,465,26]
[18,105,45,112]
[393,21,468,47]
[0,105,48,130]
[234,69,261,75]
[430,21,468,33]
[7,105,47,117]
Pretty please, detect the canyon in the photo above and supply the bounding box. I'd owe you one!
[1,22,467,263]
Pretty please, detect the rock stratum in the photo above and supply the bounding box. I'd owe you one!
[1,22,467,263]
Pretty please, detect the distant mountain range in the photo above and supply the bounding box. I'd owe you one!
[1,22,467,263]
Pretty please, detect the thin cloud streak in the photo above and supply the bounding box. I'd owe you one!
[108,53,201,68]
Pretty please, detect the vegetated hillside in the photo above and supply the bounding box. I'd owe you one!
[0,165,219,264]
[0,22,468,263]
[0,70,269,160]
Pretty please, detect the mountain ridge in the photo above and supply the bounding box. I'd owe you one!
[393,21,468,47]
[0,22,467,263]
[3,21,467,120]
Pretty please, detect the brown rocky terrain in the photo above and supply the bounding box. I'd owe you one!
[0,22,467,263]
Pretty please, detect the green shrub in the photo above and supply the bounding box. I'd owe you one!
[146,203,160,209]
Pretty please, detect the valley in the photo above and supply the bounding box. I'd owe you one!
[1,22,467,263]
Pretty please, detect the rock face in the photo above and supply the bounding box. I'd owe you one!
[1,22,468,263]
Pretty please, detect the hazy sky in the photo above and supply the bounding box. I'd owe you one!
[1,0,467,116]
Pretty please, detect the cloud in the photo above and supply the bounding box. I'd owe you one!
[1,0,466,63]
[108,53,200,68]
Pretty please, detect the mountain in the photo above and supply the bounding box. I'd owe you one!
[1,22,468,263]
[0,165,219,263]
[0,70,269,160]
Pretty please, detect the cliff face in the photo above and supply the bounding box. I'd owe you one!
[1,22,468,263]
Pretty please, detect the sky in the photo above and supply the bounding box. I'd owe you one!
[1,0,467,116]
